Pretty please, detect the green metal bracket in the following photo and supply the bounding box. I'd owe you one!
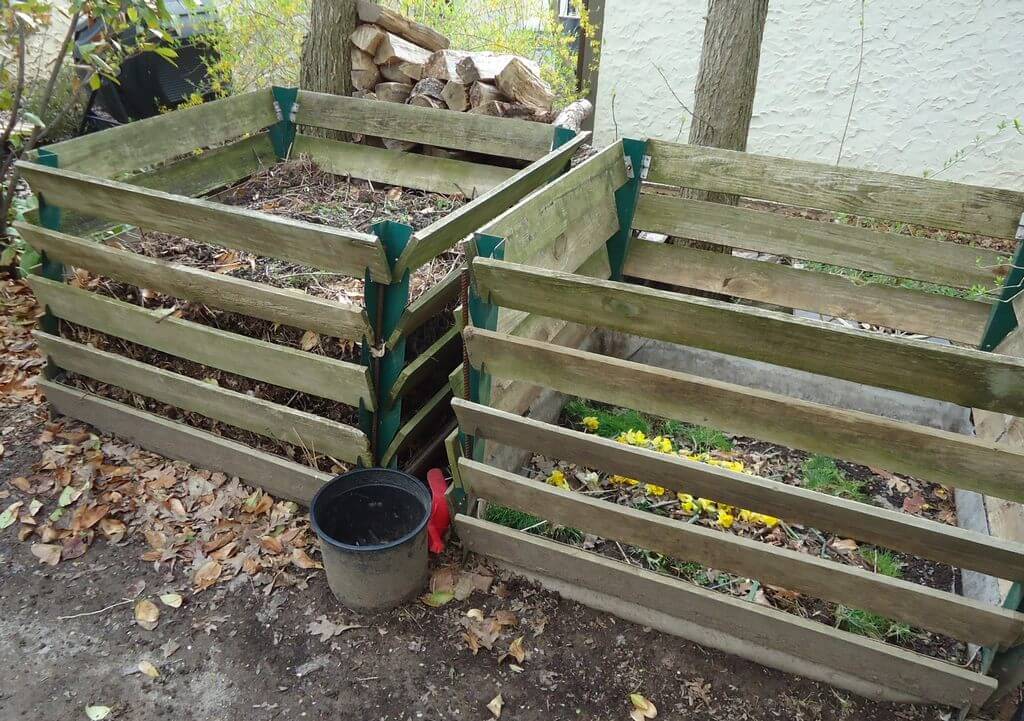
[269,86,299,160]
[606,137,647,281]
[979,215,1024,351]
[465,233,505,461]
[552,125,577,150]
[360,221,411,468]
[979,581,1024,710]
[27,149,63,342]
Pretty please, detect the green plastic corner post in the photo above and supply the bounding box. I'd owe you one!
[979,217,1024,351]
[269,86,299,160]
[360,221,412,467]
[606,137,647,282]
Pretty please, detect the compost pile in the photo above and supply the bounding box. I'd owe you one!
[60,156,467,471]
[503,401,970,668]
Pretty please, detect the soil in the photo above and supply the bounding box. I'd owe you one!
[1,404,953,721]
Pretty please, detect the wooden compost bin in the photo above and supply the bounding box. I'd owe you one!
[449,138,1024,711]
[16,87,586,504]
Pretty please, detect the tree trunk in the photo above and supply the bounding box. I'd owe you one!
[300,0,358,138]
[688,0,769,206]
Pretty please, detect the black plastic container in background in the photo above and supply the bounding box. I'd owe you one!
[310,468,431,611]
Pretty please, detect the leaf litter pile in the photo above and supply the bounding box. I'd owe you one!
[56,156,468,471]
[493,399,970,667]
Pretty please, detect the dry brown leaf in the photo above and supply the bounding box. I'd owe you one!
[10,476,31,493]
[193,560,222,591]
[159,593,183,608]
[902,492,927,514]
[430,566,458,594]
[300,330,320,351]
[99,517,127,541]
[31,542,61,565]
[259,535,284,555]
[61,534,89,560]
[74,504,109,530]
[506,636,527,664]
[134,599,160,630]
[290,547,322,570]
[138,659,160,678]
[829,538,859,554]
[629,693,658,720]
[494,610,517,627]
[487,693,503,719]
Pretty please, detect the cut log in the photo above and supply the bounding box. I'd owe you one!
[496,57,554,111]
[374,82,413,103]
[469,81,506,108]
[553,99,593,132]
[374,31,432,67]
[456,52,541,84]
[468,100,536,119]
[350,23,386,54]
[352,90,378,101]
[379,63,417,83]
[410,77,445,100]
[441,81,470,111]
[383,138,419,152]
[423,49,473,82]
[350,48,381,91]
[357,0,450,52]
[409,94,445,109]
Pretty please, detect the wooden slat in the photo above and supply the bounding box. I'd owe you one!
[461,459,1024,648]
[472,258,1024,416]
[624,239,991,345]
[298,91,553,162]
[454,398,1024,581]
[293,134,515,196]
[388,325,461,404]
[130,133,278,197]
[397,132,590,275]
[41,379,330,504]
[38,90,277,178]
[387,266,461,349]
[457,516,997,708]
[30,277,374,408]
[380,385,453,467]
[633,194,1008,290]
[463,327,1024,503]
[16,162,391,282]
[38,333,368,464]
[646,139,1024,239]
[17,223,373,342]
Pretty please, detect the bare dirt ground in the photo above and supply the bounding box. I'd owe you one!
[0,396,954,721]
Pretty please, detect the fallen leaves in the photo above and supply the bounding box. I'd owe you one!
[487,693,503,718]
[138,660,160,679]
[134,599,160,631]
[84,706,112,720]
[629,693,657,721]
[421,566,493,607]
[192,560,222,592]
[306,615,365,642]
[31,542,60,565]
[0,500,23,529]
[159,593,183,609]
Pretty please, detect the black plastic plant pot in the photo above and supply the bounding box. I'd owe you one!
[310,468,431,611]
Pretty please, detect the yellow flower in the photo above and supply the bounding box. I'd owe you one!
[644,483,666,496]
[759,514,780,528]
[546,469,569,489]
[616,429,647,447]
[738,509,755,524]
[677,492,694,504]
[680,499,698,515]
[611,474,639,486]
[716,509,735,528]
[651,436,673,454]
[697,497,717,513]
[582,416,600,431]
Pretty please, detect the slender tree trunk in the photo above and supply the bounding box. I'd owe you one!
[300,0,358,138]
[688,0,769,206]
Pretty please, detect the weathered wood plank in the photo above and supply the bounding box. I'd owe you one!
[624,239,990,345]
[460,459,1024,648]
[380,384,453,467]
[471,258,1024,416]
[633,194,1009,290]
[16,162,391,282]
[38,90,277,179]
[388,324,461,404]
[646,139,1024,239]
[463,327,1024,503]
[29,277,374,408]
[41,378,330,504]
[129,133,278,197]
[396,132,589,275]
[298,91,553,161]
[387,266,461,348]
[292,134,515,196]
[17,223,373,342]
[454,398,1024,581]
[457,516,996,708]
[38,333,368,464]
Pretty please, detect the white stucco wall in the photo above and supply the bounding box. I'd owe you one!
[593,0,1024,189]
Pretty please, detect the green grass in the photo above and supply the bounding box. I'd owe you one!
[802,455,868,502]
[673,424,733,454]
[801,260,990,301]
[859,547,903,578]
[836,606,914,642]
[564,399,652,438]
[484,504,582,544]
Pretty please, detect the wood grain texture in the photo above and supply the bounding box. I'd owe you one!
[129,133,278,197]
[387,266,461,348]
[389,324,461,404]
[41,379,330,504]
[624,239,990,345]
[463,327,1024,503]
[30,277,374,408]
[17,223,372,342]
[456,516,996,708]
[38,90,277,179]
[633,194,1009,290]
[646,139,1024,239]
[38,333,368,464]
[16,162,391,282]
[454,398,1024,581]
[380,384,453,467]
[292,134,515,196]
[397,132,589,275]
[472,258,1024,416]
[297,91,552,161]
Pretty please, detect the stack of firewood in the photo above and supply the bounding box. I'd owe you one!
[350,0,557,123]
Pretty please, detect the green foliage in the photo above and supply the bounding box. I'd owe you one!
[836,606,914,642]
[802,260,988,301]
[859,547,903,578]
[802,455,867,502]
[564,398,651,438]
[673,423,733,454]
[483,503,581,544]
[204,0,306,94]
